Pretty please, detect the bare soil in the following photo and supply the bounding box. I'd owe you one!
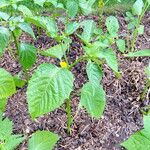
[0,13,150,150]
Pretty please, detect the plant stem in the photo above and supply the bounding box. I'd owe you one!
[141,80,150,100]
[12,31,19,55]
[68,55,89,70]
[66,98,72,135]
[24,69,29,82]
[131,1,149,51]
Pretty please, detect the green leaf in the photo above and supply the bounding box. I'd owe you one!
[80,20,96,43]
[19,43,37,70]
[28,130,59,150]
[0,68,16,99]
[34,0,46,6]
[121,115,150,150]
[18,5,33,17]
[132,0,144,16]
[80,82,106,118]
[18,22,35,39]
[0,98,7,112]
[138,25,144,35]
[99,49,119,73]
[0,0,9,8]
[0,11,10,20]
[0,113,24,150]
[116,39,126,53]
[0,27,10,56]
[125,49,150,57]
[105,16,119,36]
[26,16,58,38]
[66,0,78,18]
[86,60,103,84]
[65,22,79,35]
[13,75,26,88]
[40,44,68,60]
[79,0,96,15]
[27,63,74,119]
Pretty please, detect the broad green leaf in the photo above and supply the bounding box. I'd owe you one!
[121,115,150,150]
[19,43,37,70]
[29,131,59,150]
[80,82,106,118]
[27,63,74,119]
[13,75,26,88]
[66,0,78,18]
[0,68,16,99]
[18,5,33,17]
[138,25,144,35]
[105,16,119,36]
[0,12,10,20]
[147,0,150,4]
[0,0,9,8]
[132,0,144,16]
[116,39,126,53]
[65,22,79,35]
[86,60,103,83]
[40,44,68,60]
[0,27,10,56]
[79,0,96,15]
[99,49,119,73]
[18,22,35,39]
[0,113,24,150]
[80,20,96,43]
[34,0,46,6]
[0,98,7,112]
[26,16,58,38]
[125,49,150,57]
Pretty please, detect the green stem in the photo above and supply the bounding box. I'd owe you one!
[24,69,29,82]
[68,55,89,70]
[12,31,19,55]
[141,80,150,100]
[66,98,72,135]
[131,1,149,52]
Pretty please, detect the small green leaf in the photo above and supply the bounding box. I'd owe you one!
[132,0,144,16]
[121,115,150,150]
[106,16,119,36]
[0,11,10,20]
[0,113,24,150]
[65,22,79,35]
[29,130,59,150]
[18,22,35,39]
[40,44,68,60]
[99,49,119,73]
[13,75,26,88]
[125,49,150,57]
[80,20,96,43]
[80,82,106,119]
[0,68,16,99]
[19,43,37,70]
[0,98,7,112]
[116,39,126,53]
[86,60,103,83]
[27,63,74,119]
[34,0,46,6]
[18,5,33,17]
[138,25,144,35]
[66,0,78,18]
[0,27,10,56]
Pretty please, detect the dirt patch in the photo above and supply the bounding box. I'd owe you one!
[0,13,150,150]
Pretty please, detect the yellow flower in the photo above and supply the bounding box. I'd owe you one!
[60,61,68,68]
[98,0,104,8]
